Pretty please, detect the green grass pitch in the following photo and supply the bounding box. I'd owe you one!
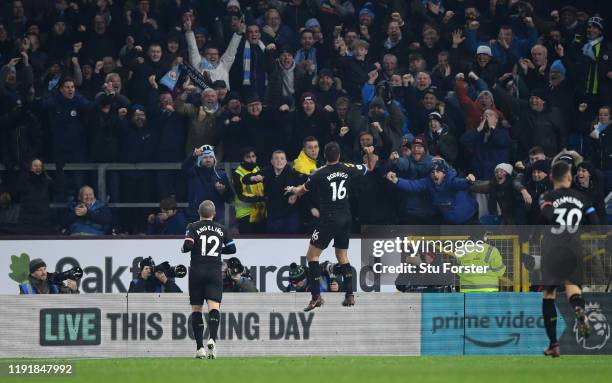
[3,356,612,383]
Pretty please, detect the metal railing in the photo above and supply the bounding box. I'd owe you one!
[0,162,240,226]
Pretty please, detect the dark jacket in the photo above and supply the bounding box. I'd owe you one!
[291,108,332,155]
[217,109,252,162]
[244,165,304,219]
[15,169,63,234]
[460,127,512,179]
[493,84,567,158]
[1,107,42,170]
[149,109,188,162]
[426,126,459,166]
[42,91,97,162]
[182,155,233,221]
[337,56,375,101]
[128,276,182,293]
[118,120,157,163]
[146,211,187,235]
[471,178,525,225]
[230,38,268,97]
[88,107,120,162]
[573,181,608,225]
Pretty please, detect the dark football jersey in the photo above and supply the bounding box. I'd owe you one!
[184,220,234,267]
[539,187,599,236]
[304,162,367,215]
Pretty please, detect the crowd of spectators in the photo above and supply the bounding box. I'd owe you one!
[0,0,610,235]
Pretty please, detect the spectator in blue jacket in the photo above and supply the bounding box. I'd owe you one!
[182,145,233,222]
[386,158,479,224]
[387,135,439,224]
[146,196,187,235]
[460,109,512,180]
[62,185,111,235]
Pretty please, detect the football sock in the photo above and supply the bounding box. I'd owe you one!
[569,294,585,313]
[191,312,204,349]
[542,298,558,344]
[307,261,322,299]
[208,309,220,341]
[340,263,353,297]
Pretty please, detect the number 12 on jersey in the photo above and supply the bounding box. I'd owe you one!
[200,235,220,256]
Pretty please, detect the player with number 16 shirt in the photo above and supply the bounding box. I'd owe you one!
[285,142,377,311]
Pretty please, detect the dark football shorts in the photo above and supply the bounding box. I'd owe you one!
[541,239,584,288]
[310,213,351,250]
[189,265,222,305]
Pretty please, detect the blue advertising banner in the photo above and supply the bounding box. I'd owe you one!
[421,293,567,355]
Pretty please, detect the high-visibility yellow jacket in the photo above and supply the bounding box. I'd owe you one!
[233,165,265,222]
[457,243,506,292]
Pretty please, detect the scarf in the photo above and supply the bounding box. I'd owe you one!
[200,57,218,71]
[582,36,603,61]
[384,34,402,50]
[280,61,296,97]
[295,47,317,72]
[594,121,610,134]
[243,40,266,86]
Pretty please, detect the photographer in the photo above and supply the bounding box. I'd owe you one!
[222,257,258,292]
[19,259,79,294]
[285,261,342,293]
[129,257,183,293]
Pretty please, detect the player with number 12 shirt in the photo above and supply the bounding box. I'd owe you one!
[285,142,377,311]
[182,200,236,360]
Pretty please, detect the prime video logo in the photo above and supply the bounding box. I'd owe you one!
[432,311,544,348]
[371,237,486,258]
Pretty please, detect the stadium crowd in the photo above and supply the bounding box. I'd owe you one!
[0,0,610,235]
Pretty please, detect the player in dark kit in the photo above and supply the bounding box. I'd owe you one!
[285,142,377,311]
[538,162,599,357]
[181,200,236,359]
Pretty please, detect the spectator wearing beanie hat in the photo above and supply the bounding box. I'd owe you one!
[182,145,233,222]
[471,163,526,225]
[523,159,551,223]
[426,111,458,166]
[573,161,608,224]
[386,158,479,224]
[19,258,79,294]
[291,92,330,154]
[471,44,502,87]
[575,16,612,107]
[218,92,252,162]
[365,95,404,159]
[388,134,439,224]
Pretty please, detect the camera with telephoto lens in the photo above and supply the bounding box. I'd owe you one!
[48,267,83,285]
[141,256,187,278]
